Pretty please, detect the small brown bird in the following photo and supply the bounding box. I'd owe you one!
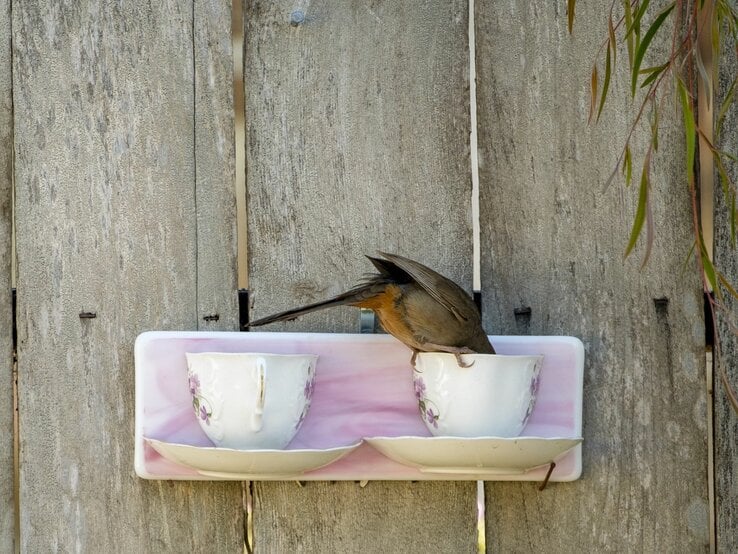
[248,252,495,366]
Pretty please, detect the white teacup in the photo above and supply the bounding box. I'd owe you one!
[413,353,543,438]
[185,352,318,449]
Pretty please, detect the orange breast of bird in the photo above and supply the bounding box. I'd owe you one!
[352,283,423,351]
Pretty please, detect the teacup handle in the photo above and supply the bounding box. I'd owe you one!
[251,357,266,432]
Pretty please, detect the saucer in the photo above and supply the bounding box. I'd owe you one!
[364,436,581,474]
[145,438,362,479]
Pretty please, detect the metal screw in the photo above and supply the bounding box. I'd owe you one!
[290,9,305,26]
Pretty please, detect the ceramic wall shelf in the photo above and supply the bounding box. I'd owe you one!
[135,331,584,481]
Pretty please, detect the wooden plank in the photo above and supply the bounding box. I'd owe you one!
[476,1,709,551]
[195,0,239,331]
[0,0,15,549]
[714,47,738,554]
[253,481,475,552]
[13,1,243,550]
[244,1,477,550]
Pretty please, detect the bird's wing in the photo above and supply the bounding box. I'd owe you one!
[376,252,469,322]
[365,255,412,282]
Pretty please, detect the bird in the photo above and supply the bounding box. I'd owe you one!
[247,252,495,366]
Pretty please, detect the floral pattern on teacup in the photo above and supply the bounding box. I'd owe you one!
[295,365,316,430]
[413,375,440,429]
[188,373,213,425]
[522,371,541,425]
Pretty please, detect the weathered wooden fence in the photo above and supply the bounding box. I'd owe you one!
[716,39,738,554]
[1,0,735,551]
[1,2,13,551]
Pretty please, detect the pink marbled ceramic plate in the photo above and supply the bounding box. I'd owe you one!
[134,331,584,481]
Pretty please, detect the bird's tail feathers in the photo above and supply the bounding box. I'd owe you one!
[247,280,387,327]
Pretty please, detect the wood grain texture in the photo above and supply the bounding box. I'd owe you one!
[195,0,239,332]
[13,1,243,550]
[245,0,474,328]
[244,1,477,551]
[714,46,738,554]
[0,0,15,550]
[254,481,477,553]
[476,2,709,551]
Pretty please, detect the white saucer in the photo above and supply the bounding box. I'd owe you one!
[145,438,362,479]
[364,436,582,474]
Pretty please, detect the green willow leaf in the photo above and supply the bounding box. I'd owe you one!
[639,62,669,89]
[700,232,718,294]
[568,0,576,33]
[718,359,738,415]
[715,153,731,197]
[718,271,738,302]
[589,64,598,122]
[682,240,697,275]
[716,75,737,138]
[624,0,635,67]
[603,159,621,191]
[624,144,633,186]
[608,15,617,64]
[638,64,666,74]
[720,150,738,163]
[678,78,697,182]
[597,45,611,122]
[625,0,652,41]
[631,3,675,96]
[625,154,651,258]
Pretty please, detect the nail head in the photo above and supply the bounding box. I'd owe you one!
[290,9,305,26]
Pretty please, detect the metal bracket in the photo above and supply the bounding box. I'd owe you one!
[704,292,715,347]
[239,289,250,331]
[360,308,377,334]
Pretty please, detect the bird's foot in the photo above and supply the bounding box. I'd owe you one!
[410,350,419,368]
[422,343,476,368]
[454,352,474,368]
